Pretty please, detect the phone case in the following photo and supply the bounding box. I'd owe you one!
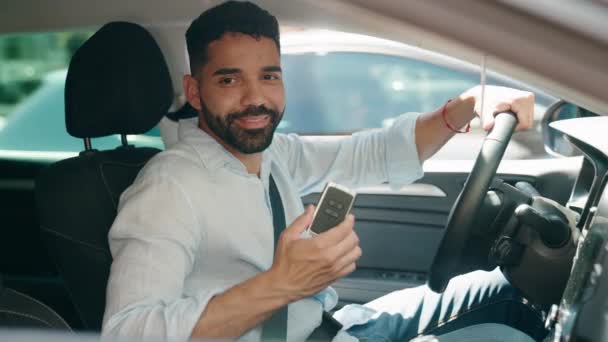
[309,182,357,235]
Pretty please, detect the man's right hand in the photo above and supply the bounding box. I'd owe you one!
[268,205,362,302]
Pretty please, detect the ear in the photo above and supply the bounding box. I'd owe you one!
[183,74,202,111]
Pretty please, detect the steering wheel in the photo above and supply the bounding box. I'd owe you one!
[428,112,519,293]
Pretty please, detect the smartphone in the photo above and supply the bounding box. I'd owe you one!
[308,182,357,235]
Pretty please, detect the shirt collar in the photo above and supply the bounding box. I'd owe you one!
[178,117,272,176]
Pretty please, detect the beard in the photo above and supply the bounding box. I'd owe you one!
[199,99,283,154]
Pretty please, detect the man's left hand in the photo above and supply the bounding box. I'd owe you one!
[463,85,535,132]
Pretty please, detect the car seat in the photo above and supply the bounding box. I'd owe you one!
[35,21,173,330]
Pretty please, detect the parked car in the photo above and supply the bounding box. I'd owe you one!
[279,29,558,160]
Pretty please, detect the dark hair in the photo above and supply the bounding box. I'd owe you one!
[186,1,280,75]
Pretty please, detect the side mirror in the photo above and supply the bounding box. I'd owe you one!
[542,101,595,157]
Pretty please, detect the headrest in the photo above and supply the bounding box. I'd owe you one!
[65,22,173,138]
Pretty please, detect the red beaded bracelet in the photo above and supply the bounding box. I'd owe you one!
[441,99,470,133]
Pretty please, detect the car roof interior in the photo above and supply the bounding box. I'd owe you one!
[2,0,607,114]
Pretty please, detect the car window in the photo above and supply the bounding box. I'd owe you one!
[0,30,163,153]
[280,52,480,134]
[279,51,556,160]
[0,30,557,160]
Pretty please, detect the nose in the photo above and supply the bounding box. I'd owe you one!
[240,80,266,107]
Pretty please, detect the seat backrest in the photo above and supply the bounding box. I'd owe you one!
[35,22,173,330]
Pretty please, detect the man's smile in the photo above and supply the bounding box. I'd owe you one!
[235,114,271,129]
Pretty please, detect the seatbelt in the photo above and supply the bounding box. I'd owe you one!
[262,174,288,340]
[269,175,287,250]
[264,175,343,341]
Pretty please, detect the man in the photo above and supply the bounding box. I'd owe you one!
[102,1,541,341]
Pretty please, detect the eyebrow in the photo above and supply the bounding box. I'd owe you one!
[212,66,282,76]
[262,66,282,73]
[213,68,241,76]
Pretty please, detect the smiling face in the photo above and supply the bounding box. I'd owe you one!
[184,32,285,154]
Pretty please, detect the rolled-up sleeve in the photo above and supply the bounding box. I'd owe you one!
[102,173,216,341]
[384,112,425,184]
[272,112,424,195]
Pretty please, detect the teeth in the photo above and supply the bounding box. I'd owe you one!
[243,116,267,122]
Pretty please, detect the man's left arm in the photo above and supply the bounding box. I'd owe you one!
[272,85,534,195]
[415,85,535,161]
[273,114,423,196]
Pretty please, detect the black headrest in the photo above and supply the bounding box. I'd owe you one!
[65,22,173,138]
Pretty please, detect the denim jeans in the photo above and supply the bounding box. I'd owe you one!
[331,268,546,342]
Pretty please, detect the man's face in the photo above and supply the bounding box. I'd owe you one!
[186,32,285,154]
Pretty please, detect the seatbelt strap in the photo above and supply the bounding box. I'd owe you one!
[269,174,287,249]
[262,174,288,340]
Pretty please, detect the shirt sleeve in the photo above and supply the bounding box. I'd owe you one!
[102,172,220,341]
[272,112,424,195]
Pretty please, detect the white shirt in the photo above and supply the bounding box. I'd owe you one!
[102,113,423,341]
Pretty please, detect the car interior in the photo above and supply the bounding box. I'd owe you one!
[0,1,607,341]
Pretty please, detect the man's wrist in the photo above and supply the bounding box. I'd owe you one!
[259,268,296,306]
[445,94,477,129]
